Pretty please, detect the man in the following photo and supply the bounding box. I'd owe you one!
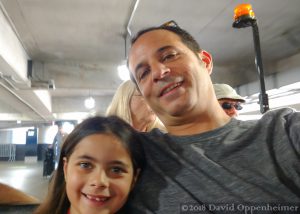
[52,123,66,168]
[214,83,245,117]
[127,22,300,213]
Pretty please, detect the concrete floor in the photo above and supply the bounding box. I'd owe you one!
[0,161,49,201]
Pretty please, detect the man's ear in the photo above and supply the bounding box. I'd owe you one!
[199,50,213,74]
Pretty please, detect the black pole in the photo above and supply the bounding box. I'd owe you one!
[251,21,269,113]
[232,6,270,114]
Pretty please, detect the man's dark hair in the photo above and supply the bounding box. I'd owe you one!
[128,24,201,85]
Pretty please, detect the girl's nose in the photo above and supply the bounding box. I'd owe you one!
[90,170,109,188]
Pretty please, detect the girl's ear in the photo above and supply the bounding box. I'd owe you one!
[63,157,68,180]
[199,50,213,74]
[130,169,141,191]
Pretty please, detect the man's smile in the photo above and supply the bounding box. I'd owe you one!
[158,77,184,97]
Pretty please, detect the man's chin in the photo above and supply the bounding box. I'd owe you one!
[165,106,189,117]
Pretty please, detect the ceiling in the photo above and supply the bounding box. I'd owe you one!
[1,0,300,129]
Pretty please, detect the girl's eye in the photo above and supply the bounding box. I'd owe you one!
[110,166,126,175]
[79,162,92,169]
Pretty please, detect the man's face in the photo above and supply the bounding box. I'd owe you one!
[218,99,242,118]
[128,29,212,122]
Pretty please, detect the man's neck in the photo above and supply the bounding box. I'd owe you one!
[163,110,230,136]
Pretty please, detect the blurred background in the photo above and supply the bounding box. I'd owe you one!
[0,0,300,204]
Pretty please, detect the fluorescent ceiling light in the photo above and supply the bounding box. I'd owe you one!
[240,81,300,114]
[240,92,300,114]
[269,92,300,108]
[238,114,263,121]
[84,97,95,109]
[62,122,75,134]
[118,64,130,81]
[33,89,52,112]
[54,112,90,121]
[279,82,300,90]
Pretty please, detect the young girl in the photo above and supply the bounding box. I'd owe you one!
[34,116,145,214]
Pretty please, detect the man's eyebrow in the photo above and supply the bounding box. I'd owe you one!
[134,63,145,76]
[134,45,175,75]
[157,45,174,53]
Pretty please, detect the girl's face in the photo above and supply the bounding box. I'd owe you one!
[63,133,137,214]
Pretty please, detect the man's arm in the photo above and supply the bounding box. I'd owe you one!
[285,109,300,155]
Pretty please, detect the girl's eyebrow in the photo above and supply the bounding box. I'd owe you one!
[76,155,131,168]
[110,160,129,165]
[107,160,131,169]
[76,155,95,161]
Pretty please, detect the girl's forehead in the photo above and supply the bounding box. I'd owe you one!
[70,133,129,158]
[65,132,135,174]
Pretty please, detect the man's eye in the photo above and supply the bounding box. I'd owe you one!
[138,67,150,81]
[162,52,178,62]
[79,162,91,169]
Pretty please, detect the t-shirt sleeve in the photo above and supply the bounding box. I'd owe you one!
[284,109,300,155]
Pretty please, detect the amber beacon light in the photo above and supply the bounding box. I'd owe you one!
[233,3,256,28]
[232,3,269,114]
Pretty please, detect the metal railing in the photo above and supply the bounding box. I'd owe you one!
[0,144,16,161]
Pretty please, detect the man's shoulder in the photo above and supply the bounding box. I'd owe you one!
[263,107,297,116]
[139,108,299,143]
[140,128,168,145]
[259,107,299,124]
[235,107,299,135]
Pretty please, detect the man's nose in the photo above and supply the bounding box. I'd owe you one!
[151,62,171,82]
[90,170,109,188]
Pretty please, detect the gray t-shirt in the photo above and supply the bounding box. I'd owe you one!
[127,108,300,213]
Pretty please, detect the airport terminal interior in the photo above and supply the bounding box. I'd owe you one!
[0,161,48,200]
[1,0,300,213]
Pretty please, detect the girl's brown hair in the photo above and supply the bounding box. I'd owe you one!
[34,115,145,214]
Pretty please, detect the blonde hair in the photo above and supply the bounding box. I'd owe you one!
[106,80,165,132]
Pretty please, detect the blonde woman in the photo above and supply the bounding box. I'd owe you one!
[106,80,165,132]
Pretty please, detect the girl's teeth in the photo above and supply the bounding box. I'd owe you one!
[86,195,108,202]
